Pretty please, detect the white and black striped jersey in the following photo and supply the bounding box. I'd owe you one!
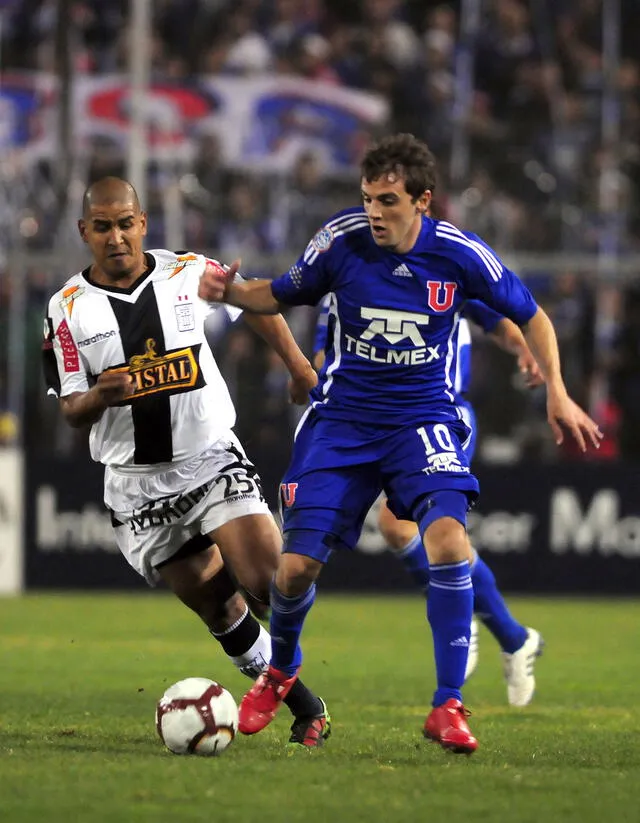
[43,249,242,468]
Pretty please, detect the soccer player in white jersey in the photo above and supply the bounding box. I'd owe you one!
[42,177,330,748]
[199,134,602,754]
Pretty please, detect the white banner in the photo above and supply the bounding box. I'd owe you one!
[0,448,24,594]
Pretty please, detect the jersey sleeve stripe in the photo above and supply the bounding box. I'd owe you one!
[436,227,502,281]
[325,211,368,231]
[436,225,503,281]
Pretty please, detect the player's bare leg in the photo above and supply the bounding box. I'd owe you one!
[207,517,330,745]
[238,549,324,737]
[207,513,282,613]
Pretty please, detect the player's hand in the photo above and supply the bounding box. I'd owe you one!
[288,363,318,405]
[94,371,135,406]
[198,258,240,303]
[546,388,603,452]
[517,351,544,388]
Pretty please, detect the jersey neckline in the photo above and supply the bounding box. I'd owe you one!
[81,252,156,294]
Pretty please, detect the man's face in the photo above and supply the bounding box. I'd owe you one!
[78,201,147,281]
[361,174,431,254]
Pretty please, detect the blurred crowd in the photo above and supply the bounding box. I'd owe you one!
[1,0,640,465]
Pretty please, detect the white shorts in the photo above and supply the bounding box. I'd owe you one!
[105,432,271,584]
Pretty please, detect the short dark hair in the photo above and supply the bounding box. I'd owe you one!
[361,133,437,200]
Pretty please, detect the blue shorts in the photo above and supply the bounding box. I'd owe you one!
[279,407,479,563]
[458,399,477,461]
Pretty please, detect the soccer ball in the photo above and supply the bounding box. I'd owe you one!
[156,677,239,756]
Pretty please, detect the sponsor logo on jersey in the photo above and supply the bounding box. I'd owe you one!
[77,330,117,348]
[60,285,84,318]
[311,227,334,253]
[360,307,430,345]
[422,452,469,475]
[107,337,201,399]
[426,280,457,312]
[391,263,413,278]
[344,307,440,366]
[129,481,212,533]
[164,254,200,278]
[56,318,80,372]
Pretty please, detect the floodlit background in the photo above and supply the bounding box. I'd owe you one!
[1,0,638,594]
[1,4,640,822]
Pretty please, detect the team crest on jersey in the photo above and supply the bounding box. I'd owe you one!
[280,482,298,507]
[311,227,334,253]
[426,281,457,312]
[107,338,202,400]
[59,285,84,318]
[164,254,199,278]
[175,300,195,332]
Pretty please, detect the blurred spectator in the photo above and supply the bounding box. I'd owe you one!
[547,270,595,406]
[612,285,640,461]
[269,150,338,251]
[215,176,275,258]
[1,0,639,462]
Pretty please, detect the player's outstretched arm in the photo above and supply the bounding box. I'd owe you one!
[242,313,318,405]
[59,372,134,427]
[521,308,603,451]
[489,318,544,387]
[198,259,281,314]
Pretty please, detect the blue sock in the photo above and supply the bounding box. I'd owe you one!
[427,560,473,706]
[269,581,316,677]
[471,553,527,653]
[395,534,430,591]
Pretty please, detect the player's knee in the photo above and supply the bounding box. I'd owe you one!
[276,550,322,596]
[424,517,469,564]
[419,490,470,564]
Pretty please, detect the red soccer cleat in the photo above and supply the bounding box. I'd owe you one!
[423,698,478,754]
[238,665,298,735]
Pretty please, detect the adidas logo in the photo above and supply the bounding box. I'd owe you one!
[392,263,413,278]
[450,635,469,647]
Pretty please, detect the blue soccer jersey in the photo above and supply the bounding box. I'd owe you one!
[454,299,502,398]
[275,208,537,426]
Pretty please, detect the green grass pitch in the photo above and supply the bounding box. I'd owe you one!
[1,593,640,823]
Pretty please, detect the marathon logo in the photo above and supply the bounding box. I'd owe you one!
[77,330,117,348]
[107,338,202,400]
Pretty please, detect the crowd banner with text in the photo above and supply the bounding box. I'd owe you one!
[24,455,640,593]
[24,455,146,590]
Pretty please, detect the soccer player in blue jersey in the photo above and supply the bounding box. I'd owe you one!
[199,134,602,754]
[314,294,546,706]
